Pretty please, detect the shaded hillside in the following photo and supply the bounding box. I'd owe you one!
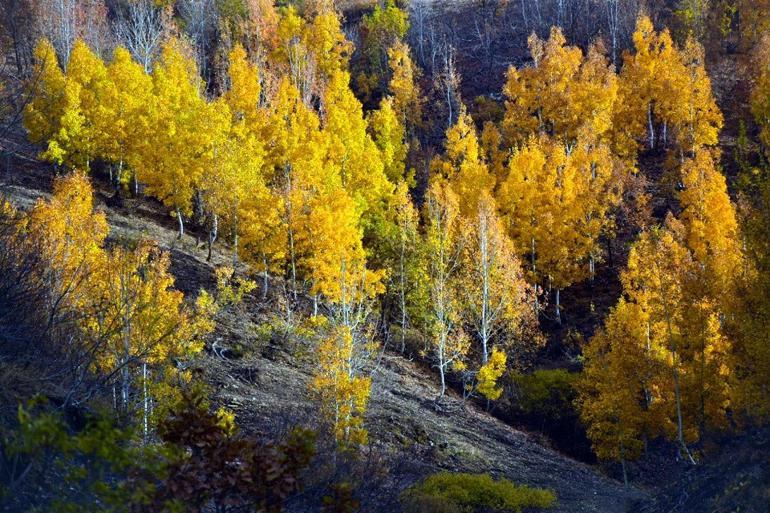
[638,429,770,513]
[0,134,644,512]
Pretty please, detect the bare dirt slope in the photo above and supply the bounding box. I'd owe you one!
[0,137,645,512]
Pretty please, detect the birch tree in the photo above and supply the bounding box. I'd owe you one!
[424,180,469,397]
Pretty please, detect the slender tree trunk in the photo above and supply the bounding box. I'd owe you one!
[400,288,407,352]
[438,342,446,397]
[480,220,490,364]
[176,209,184,239]
[400,236,407,352]
[700,333,706,431]
[555,288,561,325]
[122,344,130,411]
[620,442,629,488]
[232,215,239,267]
[672,363,695,463]
[262,255,269,300]
[288,226,297,300]
[207,212,217,262]
[648,103,655,149]
[142,362,149,442]
[121,274,132,413]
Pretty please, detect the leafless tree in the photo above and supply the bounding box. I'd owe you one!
[31,0,111,67]
[76,0,112,57]
[35,0,77,66]
[409,0,431,69]
[113,0,168,72]
[178,0,218,81]
[436,42,462,129]
[1,0,36,74]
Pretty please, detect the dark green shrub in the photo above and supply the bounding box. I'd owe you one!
[510,369,594,461]
[513,369,578,423]
[401,472,556,513]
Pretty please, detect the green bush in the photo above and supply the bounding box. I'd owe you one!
[513,369,578,423]
[401,472,556,513]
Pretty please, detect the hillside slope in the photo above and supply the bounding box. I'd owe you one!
[0,137,645,512]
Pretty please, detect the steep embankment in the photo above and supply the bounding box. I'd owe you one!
[0,135,644,512]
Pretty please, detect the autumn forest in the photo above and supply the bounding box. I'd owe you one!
[1,0,770,512]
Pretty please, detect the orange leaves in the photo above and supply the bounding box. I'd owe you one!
[678,150,742,295]
[616,16,722,158]
[502,27,617,147]
[580,149,743,463]
[496,134,621,290]
[432,111,495,218]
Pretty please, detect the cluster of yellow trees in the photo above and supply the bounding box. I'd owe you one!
[22,3,539,449]
[579,151,742,476]
[578,23,770,479]
[21,2,767,462]
[1,173,216,438]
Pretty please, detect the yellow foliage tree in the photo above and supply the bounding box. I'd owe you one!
[387,41,422,134]
[476,346,507,401]
[386,182,428,351]
[35,40,99,169]
[432,110,495,218]
[614,16,679,156]
[304,4,352,82]
[579,298,657,485]
[368,95,408,184]
[24,39,67,158]
[26,172,109,324]
[581,218,735,468]
[104,47,153,191]
[224,43,262,131]
[202,99,274,264]
[678,150,742,298]
[91,241,212,434]
[661,37,723,158]
[24,173,213,433]
[311,324,372,449]
[260,78,322,298]
[322,69,392,230]
[502,28,618,147]
[458,192,538,368]
[424,180,470,397]
[615,16,722,158]
[136,39,216,238]
[497,134,622,321]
